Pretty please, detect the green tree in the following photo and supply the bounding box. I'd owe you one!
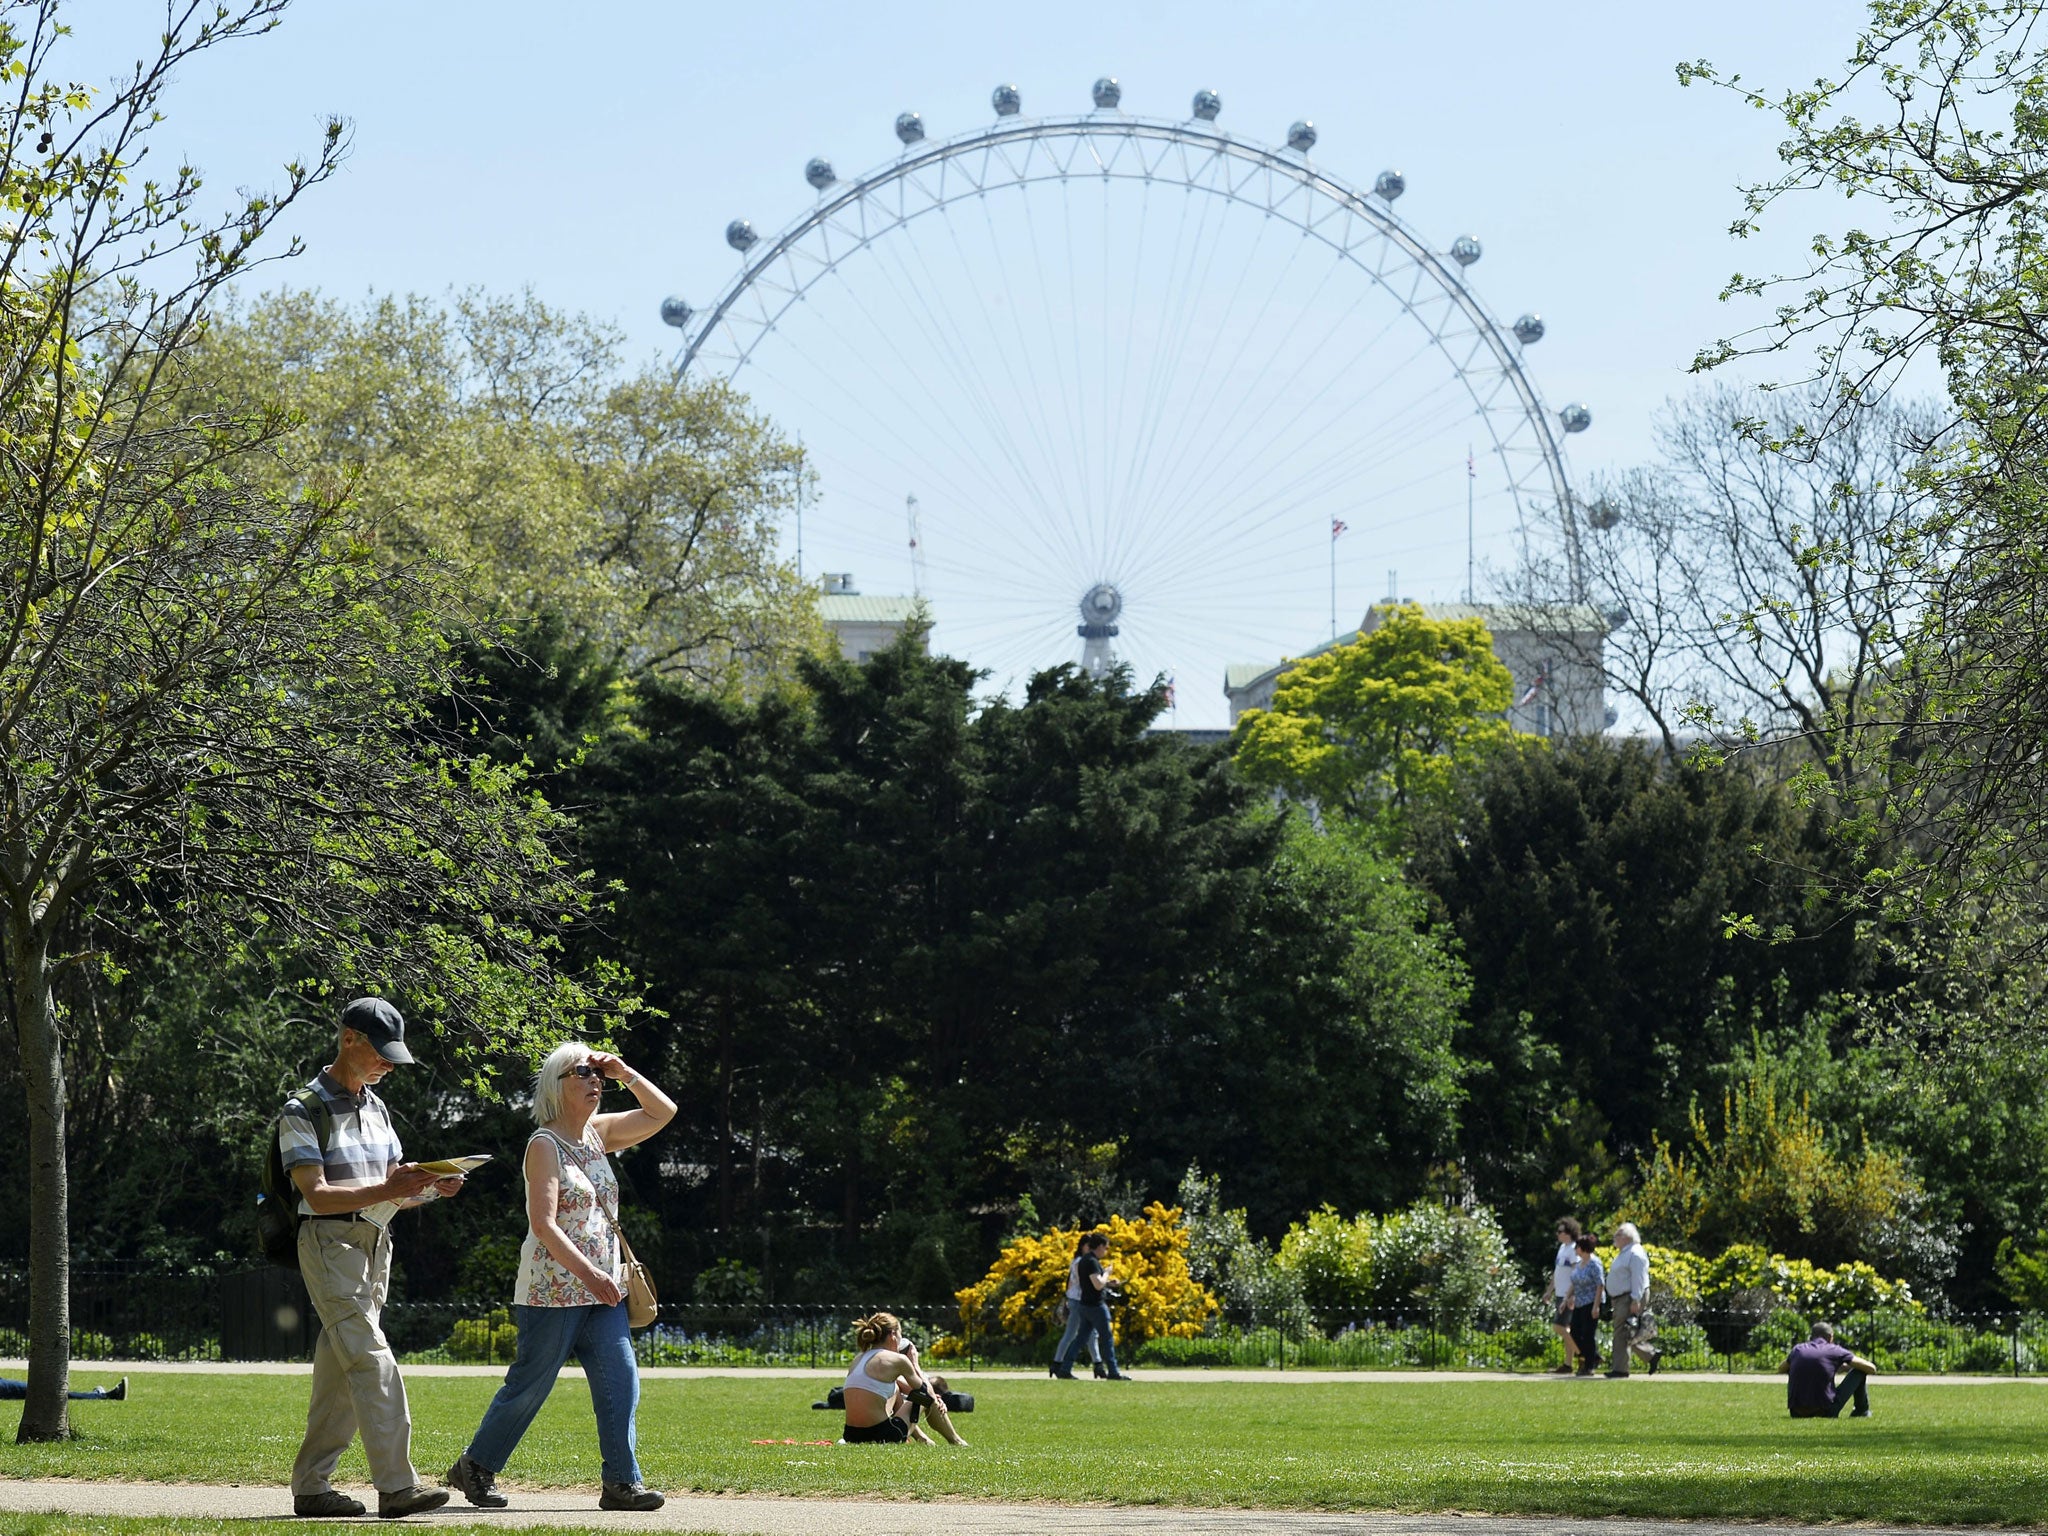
[1408,739,1887,1233]
[193,288,826,688]
[0,3,630,1438]
[1681,2,2048,977]
[1231,604,1514,821]
[1629,1045,1924,1271]
[1129,817,1469,1234]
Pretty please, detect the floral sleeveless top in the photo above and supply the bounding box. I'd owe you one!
[513,1126,622,1308]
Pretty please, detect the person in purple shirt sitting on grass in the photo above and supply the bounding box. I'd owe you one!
[1781,1320,1877,1418]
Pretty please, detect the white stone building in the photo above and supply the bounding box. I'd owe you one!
[817,573,924,663]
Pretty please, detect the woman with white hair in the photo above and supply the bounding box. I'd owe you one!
[445,1044,677,1511]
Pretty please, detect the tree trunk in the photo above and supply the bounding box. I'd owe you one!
[9,927,71,1441]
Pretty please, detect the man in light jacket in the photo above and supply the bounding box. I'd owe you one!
[1604,1222,1662,1378]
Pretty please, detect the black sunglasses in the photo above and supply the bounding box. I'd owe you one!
[558,1063,607,1080]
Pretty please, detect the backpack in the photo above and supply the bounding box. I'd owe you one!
[257,1085,333,1270]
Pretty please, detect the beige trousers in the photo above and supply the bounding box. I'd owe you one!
[1609,1303,1655,1376]
[291,1219,419,1496]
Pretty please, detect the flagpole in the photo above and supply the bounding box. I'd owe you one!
[1465,445,1474,604]
[1330,524,1337,640]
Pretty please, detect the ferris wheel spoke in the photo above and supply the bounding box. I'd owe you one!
[1139,370,1472,586]
[964,195,1104,578]
[1114,178,1232,537]
[865,217,1097,581]
[746,349,1046,571]
[1015,179,1106,581]
[1113,191,1286,564]
[1124,215,1313,551]
[1119,243,1368,572]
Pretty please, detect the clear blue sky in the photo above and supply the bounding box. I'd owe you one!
[80,1,1871,724]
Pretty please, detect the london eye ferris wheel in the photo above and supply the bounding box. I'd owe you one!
[663,78,1590,728]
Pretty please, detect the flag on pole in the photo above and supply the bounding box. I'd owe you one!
[1467,449,1476,479]
[1331,518,1348,539]
[1517,661,1550,708]
[1164,673,1177,708]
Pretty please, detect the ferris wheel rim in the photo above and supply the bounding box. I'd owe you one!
[669,109,1587,583]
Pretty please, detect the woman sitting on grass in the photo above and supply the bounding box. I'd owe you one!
[840,1312,969,1446]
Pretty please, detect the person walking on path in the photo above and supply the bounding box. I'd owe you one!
[1048,1235,1110,1377]
[1051,1232,1128,1380]
[1547,1218,1583,1373]
[283,998,466,1519]
[1567,1234,1603,1376]
[445,1043,677,1513]
[1782,1320,1877,1418]
[1604,1222,1662,1378]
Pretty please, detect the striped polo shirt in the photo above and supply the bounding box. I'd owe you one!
[278,1069,404,1215]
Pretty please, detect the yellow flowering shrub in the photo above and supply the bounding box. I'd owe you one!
[945,1202,1219,1355]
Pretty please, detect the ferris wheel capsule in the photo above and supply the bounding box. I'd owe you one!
[1560,403,1592,433]
[659,295,693,329]
[895,111,925,145]
[1374,169,1405,200]
[1513,313,1545,344]
[1287,120,1317,153]
[992,83,1022,117]
[1192,88,1221,121]
[1450,235,1482,267]
[1092,77,1122,109]
[725,220,758,253]
[805,157,837,190]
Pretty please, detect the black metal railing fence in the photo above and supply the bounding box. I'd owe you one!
[1,1269,2040,1376]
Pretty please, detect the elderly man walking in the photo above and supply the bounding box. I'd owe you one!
[1604,1222,1662,1378]
[282,998,465,1519]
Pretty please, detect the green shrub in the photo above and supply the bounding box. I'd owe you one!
[444,1307,519,1364]
[125,1332,171,1361]
[692,1258,765,1308]
[1274,1199,1533,1331]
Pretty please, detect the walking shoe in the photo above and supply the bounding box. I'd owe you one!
[1092,1361,1107,1378]
[445,1454,509,1509]
[377,1485,451,1519]
[293,1490,366,1517]
[1647,1349,1663,1376]
[1604,1370,1631,1379]
[600,1482,666,1511]
[1850,1408,1872,1418]
[106,1377,128,1401]
[1549,1363,1575,1374]
[1050,1363,1075,1379]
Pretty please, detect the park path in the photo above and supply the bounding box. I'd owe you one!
[0,1483,2022,1536]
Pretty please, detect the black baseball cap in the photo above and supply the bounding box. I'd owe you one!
[339,997,414,1064]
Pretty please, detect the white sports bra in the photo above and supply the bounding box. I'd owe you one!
[842,1347,896,1400]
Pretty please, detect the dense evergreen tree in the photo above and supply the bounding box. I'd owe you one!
[1408,739,1886,1230]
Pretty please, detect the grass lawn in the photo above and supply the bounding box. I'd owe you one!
[4,1374,2046,1525]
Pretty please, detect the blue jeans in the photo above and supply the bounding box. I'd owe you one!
[1057,1303,1119,1375]
[465,1302,642,1485]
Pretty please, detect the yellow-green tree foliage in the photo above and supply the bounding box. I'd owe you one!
[1629,1066,1921,1268]
[950,1203,1219,1352]
[192,290,828,690]
[1231,604,1515,818]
